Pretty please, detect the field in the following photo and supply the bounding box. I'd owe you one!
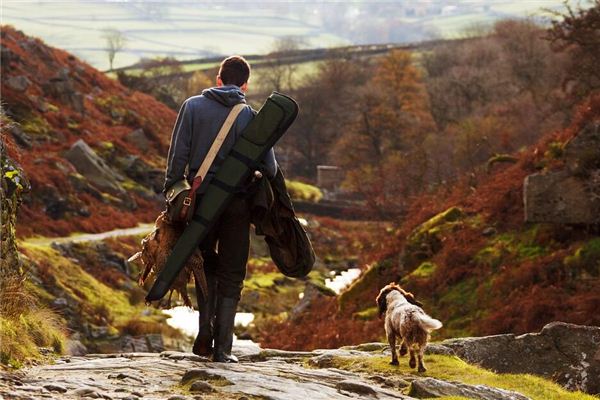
[1,1,347,70]
[1,0,579,71]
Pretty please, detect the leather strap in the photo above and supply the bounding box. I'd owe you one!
[195,103,245,181]
[179,104,245,221]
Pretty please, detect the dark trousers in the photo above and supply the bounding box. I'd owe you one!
[197,196,250,300]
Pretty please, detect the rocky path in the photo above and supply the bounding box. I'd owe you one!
[2,347,416,400]
[0,345,545,400]
[3,322,599,400]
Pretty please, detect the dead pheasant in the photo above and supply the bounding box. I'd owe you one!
[129,211,207,308]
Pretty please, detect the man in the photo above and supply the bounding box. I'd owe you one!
[163,56,277,363]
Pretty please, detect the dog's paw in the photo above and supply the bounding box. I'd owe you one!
[390,359,399,366]
[418,366,427,373]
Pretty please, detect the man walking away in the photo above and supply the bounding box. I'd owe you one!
[163,56,277,363]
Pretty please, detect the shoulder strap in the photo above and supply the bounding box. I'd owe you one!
[194,103,245,180]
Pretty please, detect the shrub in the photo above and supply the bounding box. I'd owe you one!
[286,180,323,202]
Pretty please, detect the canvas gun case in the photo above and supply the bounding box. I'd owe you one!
[146,92,299,302]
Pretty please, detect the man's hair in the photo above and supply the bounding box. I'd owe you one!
[218,55,250,87]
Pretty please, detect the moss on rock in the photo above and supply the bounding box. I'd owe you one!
[402,207,465,269]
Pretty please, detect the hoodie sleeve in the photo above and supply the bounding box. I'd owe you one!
[163,100,193,194]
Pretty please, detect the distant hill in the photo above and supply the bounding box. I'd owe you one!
[1,26,173,238]
[1,0,578,71]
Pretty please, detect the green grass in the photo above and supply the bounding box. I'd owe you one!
[0,274,67,368]
[406,261,437,279]
[20,115,51,137]
[564,237,600,276]
[0,310,66,368]
[475,227,547,269]
[20,243,164,327]
[244,271,282,291]
[353,307,378,320]
[437,278,480,338]
[325,354,595,400]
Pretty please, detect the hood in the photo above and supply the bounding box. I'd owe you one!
[202,85,246,107]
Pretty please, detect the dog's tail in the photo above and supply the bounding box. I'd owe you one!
[417,314,443,331]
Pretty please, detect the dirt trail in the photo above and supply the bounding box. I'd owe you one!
[21,223,155,247]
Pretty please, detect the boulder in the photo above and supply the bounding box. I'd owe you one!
[409,377,529,400]
[289,281,335,321]
[118,155,163,193]
[65,339,88,356]
[42,68,85,114]
[124,128,151,152]
[438,322,600,394]
[5,75,30,92]
[181,369,230,384]
[564,123,600,176]
[43,384,68,393]
[189,380,215,393]
[524,170,600,224]
[402,207,465,269]
[335,380,377,396]
[65,139,125,195]
[9,125,32,149]
[39,184,78,219]
[524,122,600,224]
[1,45,20,65]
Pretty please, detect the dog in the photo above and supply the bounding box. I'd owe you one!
[376,283,442,372]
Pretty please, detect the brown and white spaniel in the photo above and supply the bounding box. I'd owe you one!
[376,282,442,372]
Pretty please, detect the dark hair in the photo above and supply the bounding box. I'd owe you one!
[218,55,250,87]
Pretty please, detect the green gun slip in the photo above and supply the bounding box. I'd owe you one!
[146,92,299,302]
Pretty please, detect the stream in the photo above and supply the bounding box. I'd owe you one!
[163,267,362,344]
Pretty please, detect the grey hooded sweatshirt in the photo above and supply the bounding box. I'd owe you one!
[163,85,277,194]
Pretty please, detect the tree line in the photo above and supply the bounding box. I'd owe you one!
[116,2,599,217]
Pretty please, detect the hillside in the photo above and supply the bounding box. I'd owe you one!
[260,93,600,350]
[1,25,174,238]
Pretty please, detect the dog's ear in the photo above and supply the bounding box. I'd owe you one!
[375,290,388,318]
[403,291,423,308]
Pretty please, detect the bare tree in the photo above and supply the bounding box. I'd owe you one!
[255,36,307,93]
[103,28,127,71]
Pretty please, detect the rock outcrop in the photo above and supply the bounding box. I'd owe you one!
[409,377,530,400]
[42,68,85,114]
[64,139,125,195]
[0,146,30,278]
[524,123,600,224]
[435,322,600,394]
